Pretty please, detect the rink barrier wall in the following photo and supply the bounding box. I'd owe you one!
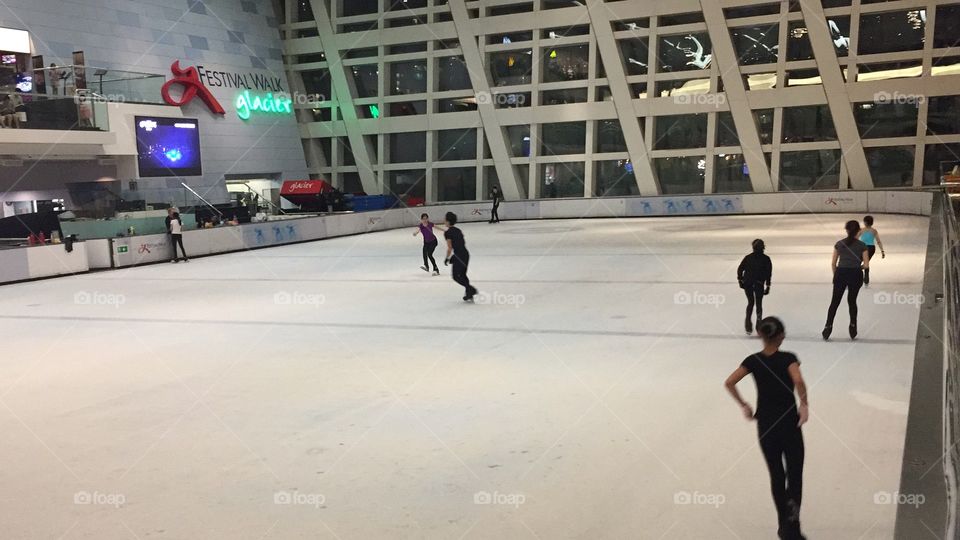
[0,190,935,282]
[0,242,89,284]
[895,193,952,539]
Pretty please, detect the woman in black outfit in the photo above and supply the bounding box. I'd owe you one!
[738,239,772,335]
[822,220,870,340]
[443,212,478,301]
[725,317,809,540]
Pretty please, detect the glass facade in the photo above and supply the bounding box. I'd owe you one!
[280,0,960,200]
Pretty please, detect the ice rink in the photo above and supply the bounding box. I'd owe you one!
[0,213,930,539]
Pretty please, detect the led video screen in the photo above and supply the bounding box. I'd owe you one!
[135,116,202,177]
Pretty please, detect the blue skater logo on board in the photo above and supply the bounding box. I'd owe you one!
[245,223,300,247]
[628,195,744,216]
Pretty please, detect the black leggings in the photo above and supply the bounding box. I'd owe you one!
[490,202,500,222]
[759,425,805,534]
[422,239,439,271]
[864,246,877,284]
[743,282,765,321]
[826,267,863,326]
[171,234,187,260]
[451,252,477,297]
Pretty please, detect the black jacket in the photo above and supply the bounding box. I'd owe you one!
[738,252,772,287]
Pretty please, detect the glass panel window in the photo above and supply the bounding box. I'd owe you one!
[388,101,426,116]
[756,109,774,145]
[856,60,923,82]
[866,146,915,187]
[494,92,531,108]
[506,125,531,157]
[388,170,426,199]
[619,39,649,75]
[540,88,588,105]
[595,160,639,197]
[390,60,427,95]
[859,10,926,55]
[785,69,822,87]
[933,56,960,77]
[926,96,960,136]
[340,0,377,16]
[350,65,378,98]
[658,33,713,72]
[301,70,331,100]
[853,101,919,139]
[389,132,427,163]
[489,50,533,86]
[730,25,779,65]
[596,120,627,153]
[487,32,533,45]
[653,114,708,150]
[654,156,706,194]
[437,57,472,91]
[716,112,739,147]
[389,43,428,54]
[787,18,850,61]
[923,144,960,185]
[437,129,477,161]
[782,106,836,143]
[542,45,590,82]
[387,0,426,10]
[935,4,960,49]
[540,122,586,156]
[779,150,841,191]
[436,167,477,201]
[541,163,585,198]
[436,98,477,113]
[341,172,363,194]
[714,154,754,193]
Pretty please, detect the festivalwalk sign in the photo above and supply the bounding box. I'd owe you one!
[162,60,294,120]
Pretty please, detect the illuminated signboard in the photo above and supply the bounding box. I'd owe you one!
[235,90,293,120]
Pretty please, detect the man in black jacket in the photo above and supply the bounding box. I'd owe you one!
[738,238,772,334]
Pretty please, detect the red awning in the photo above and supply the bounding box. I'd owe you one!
[280,180,332,196]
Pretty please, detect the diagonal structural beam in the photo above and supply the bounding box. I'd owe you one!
[448,0,523,200]
[700,1,775,192]
[798,2,873,190]
[585,0,659,195]
[307,0,379,194]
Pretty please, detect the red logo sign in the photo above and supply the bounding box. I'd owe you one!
[161,61,226,115]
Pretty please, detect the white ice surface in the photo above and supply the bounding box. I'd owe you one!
[0,213,929,539]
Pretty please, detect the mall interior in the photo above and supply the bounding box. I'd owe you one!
[1,0,960,539]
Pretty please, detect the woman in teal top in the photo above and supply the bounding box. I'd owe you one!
[857,215,885,286]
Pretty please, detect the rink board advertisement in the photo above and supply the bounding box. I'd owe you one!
[627,195,744,216]
[111,234,173,267]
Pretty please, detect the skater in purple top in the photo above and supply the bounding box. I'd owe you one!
[413,213,442,275]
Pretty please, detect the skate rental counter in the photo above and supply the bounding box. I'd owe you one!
[0,189,935,281]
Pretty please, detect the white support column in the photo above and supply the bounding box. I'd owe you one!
[585,0,659,195]
[308,0,379,195]
[699,1,775,193]
[448,0,523,200]
[798,1,873,190]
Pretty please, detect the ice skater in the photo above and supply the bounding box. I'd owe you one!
[165,207,189,263]
[737,238,772,335]
[413,213,441,275]
[725,316,809,540]
[822,220,869,340]
[443,212,478,302]
[857,215,885,286]
[489,185,502,223]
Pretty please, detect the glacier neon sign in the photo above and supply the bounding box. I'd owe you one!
[235,90,293,120]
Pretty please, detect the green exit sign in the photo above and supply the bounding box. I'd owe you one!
[117,246,129,254]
